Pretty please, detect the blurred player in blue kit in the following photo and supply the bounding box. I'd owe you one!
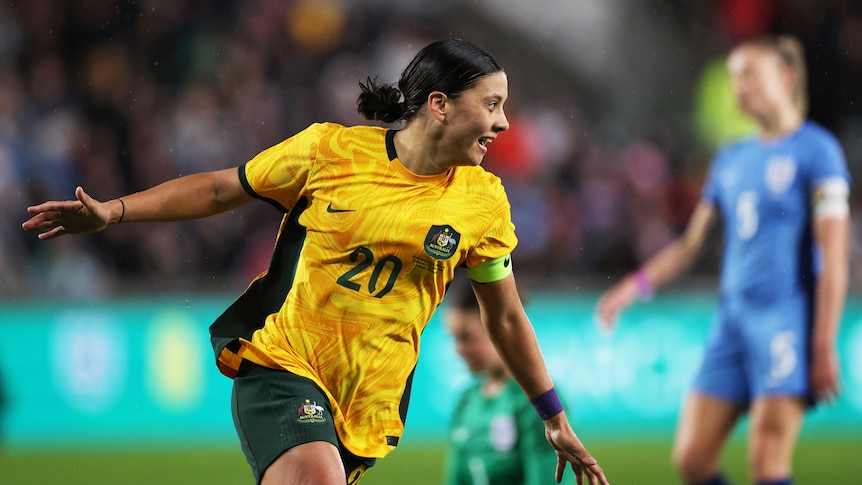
[444,275,566,485]
[598,36,850,485]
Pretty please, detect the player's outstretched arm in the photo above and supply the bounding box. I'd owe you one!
[596,201,717,330]
[23,168,253,240]
[471,275,609,485]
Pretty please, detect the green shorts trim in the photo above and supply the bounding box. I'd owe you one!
[230,363,376,484]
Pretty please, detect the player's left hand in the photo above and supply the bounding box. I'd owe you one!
[595,276,639,332]
[543,412,609,485]
[810,344,840,404]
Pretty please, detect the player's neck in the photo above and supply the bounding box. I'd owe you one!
[392,122,450,176]
[757,105,803,140]
[480,367,510,397]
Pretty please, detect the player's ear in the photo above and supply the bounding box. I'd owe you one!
[781,62,797,92]
[428,91,448,122]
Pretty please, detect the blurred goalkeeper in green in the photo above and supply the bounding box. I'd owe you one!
[444,275,567,485]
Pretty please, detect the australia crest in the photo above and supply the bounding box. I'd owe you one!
[424,225,460,260]
[296,399,326,424]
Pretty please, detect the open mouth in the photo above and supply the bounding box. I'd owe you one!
[477,136,493,153]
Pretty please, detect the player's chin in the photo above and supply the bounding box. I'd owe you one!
[459,140,486,165]
[737,99,763,119]
[468,149,487,167]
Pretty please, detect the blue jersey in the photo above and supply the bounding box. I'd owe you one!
[702,121,850,303]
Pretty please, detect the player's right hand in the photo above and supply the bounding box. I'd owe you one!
[22,186,116,240]
[595,276,639,331]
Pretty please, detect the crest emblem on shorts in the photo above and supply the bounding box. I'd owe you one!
[424,225,460,260]
[765,156,797,195]
[296,399,326,424]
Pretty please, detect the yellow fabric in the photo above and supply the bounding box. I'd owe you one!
[223,123,517,458]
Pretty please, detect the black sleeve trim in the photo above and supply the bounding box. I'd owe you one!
[238,165,289,213]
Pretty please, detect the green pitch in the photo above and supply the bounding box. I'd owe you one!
[1,438,859,484]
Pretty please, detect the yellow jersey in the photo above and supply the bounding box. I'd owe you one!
[210,122,517,458]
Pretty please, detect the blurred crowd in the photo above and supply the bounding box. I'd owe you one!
[1,0,860,298]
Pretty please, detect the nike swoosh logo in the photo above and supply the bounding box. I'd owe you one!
[503,256,511,267]
[326,203,355,213]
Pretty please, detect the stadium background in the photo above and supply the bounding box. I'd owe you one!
[1,1,861,483]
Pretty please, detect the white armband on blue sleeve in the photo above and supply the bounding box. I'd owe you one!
[467,254,513,283]
[812,178,850,220]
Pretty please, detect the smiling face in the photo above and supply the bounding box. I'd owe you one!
[727,45,795,122]
[437,71,510,167]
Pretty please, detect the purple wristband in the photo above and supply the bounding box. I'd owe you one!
[530,387,564,420]
[634,268,653,301]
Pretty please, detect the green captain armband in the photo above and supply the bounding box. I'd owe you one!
[467,254,513,283]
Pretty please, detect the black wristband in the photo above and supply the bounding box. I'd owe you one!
[117,198,125,223]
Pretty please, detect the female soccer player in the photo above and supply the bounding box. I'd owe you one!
[597,35,850,485]
[444,275,564,485]
[23,39,608,485]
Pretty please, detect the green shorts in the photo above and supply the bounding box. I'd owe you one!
[231,363,376,484]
